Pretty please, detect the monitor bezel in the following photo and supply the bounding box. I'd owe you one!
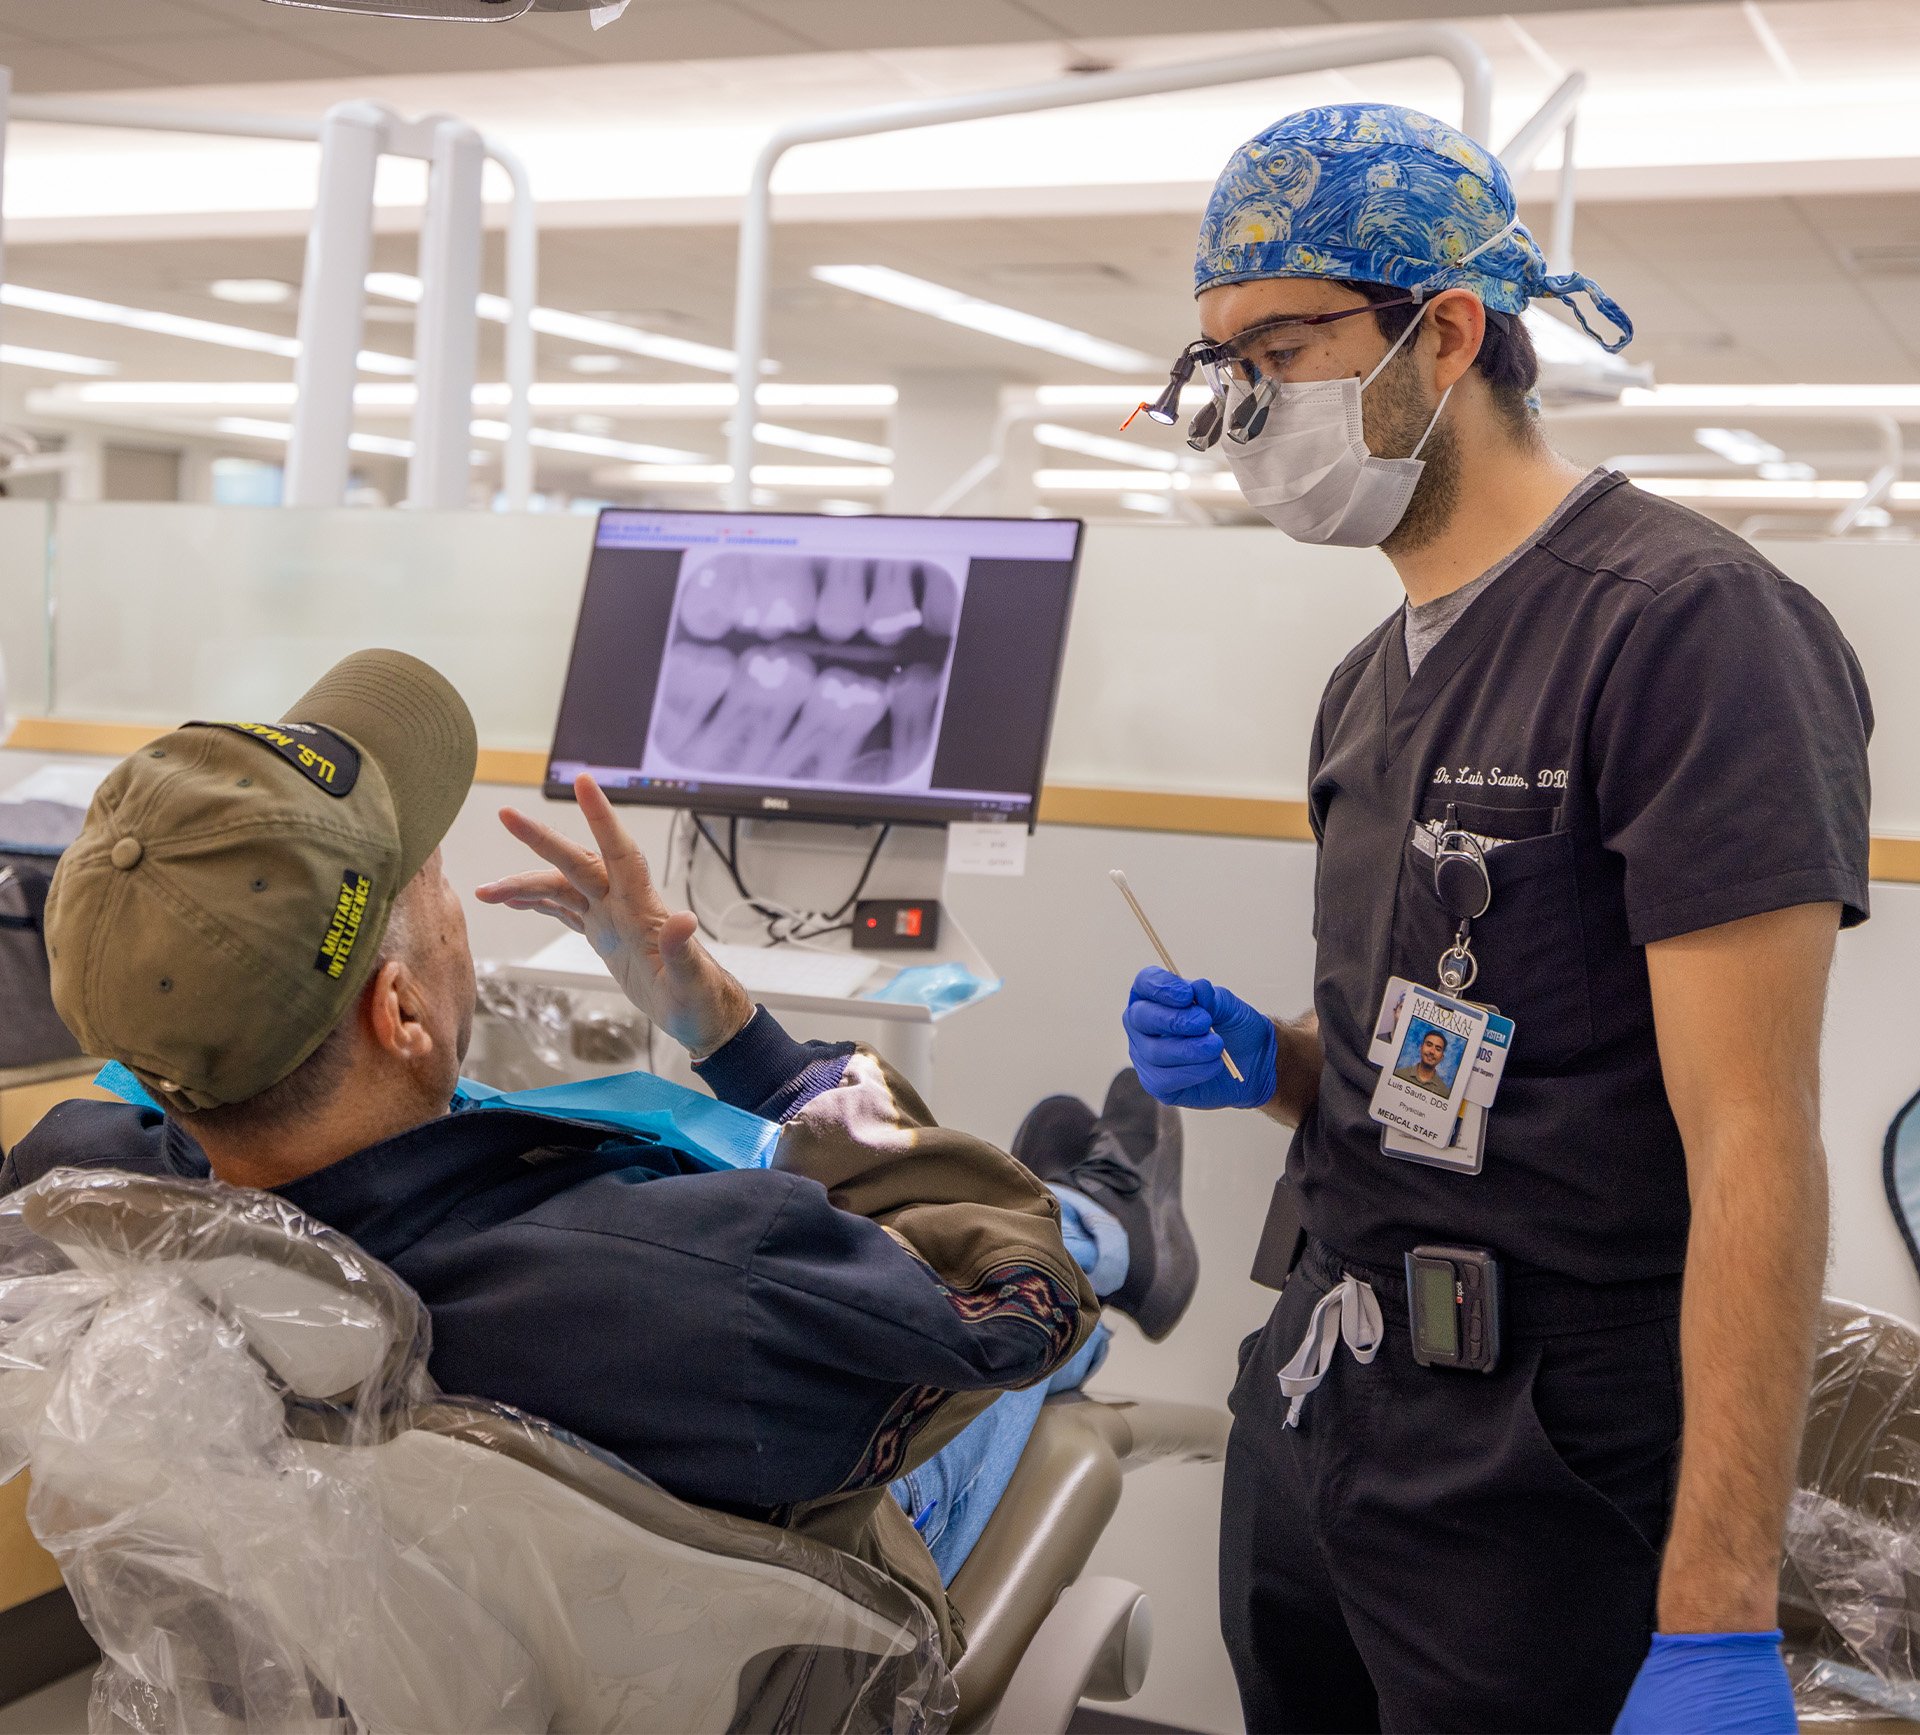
[542,505,1086,834]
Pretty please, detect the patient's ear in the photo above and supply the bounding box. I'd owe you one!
[364,958,437,1063]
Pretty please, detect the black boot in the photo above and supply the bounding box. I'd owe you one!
[1015,1069,1198,1343]
[1011,1092,1098,1177]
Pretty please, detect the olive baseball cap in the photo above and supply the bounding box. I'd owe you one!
[45,649,478,1111]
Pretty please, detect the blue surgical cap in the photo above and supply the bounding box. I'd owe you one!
[1195,103,1633,353]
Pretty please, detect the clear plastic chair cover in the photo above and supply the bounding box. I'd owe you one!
[1783,1299,1920,1724]
[0,1166,953,1734]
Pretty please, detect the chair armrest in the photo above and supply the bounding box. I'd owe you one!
[948,1400,1122,1733]
[946,1394,1230,1732]
[1045,1393,1231,1472]
[981,1576,1151,1735]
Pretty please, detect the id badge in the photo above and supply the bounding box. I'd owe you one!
[1367,986,1489,1150]
[1370,976,1513,1112]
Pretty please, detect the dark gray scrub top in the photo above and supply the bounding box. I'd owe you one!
[1294,472,1872,1284]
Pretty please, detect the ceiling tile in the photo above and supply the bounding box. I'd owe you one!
[5,0,239,42]
[100,28,377,82]
[514,2,818,61]
[752,0,1060,53]
[290,15,587,73]
[0,40,182,91]
[1029,0,1332,32]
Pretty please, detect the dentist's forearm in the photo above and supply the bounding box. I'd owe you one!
[1262,1013,1323,1127]
[1658,1120,1825,1632]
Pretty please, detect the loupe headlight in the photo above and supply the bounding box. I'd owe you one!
[1143,353,1195,426]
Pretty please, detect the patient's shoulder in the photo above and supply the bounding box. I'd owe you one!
[2,1096,185,1192]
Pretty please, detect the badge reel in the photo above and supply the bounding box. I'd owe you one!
[1431,827,1491,994]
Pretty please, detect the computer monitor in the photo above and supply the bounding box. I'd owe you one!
[545,508,1084,830]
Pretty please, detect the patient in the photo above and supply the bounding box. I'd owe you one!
[0,649,1196,1656]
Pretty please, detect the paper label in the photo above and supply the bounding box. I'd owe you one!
[1381,1098,1487,1175]
[947,822,1027,877]
[1464,1012,1514,1109]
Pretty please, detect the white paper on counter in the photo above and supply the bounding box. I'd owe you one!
[946,822,1028,877]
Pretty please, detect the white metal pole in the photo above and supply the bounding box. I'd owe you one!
[725,26,1497,508]
[410,117,485,510]
[1828,415,1902,537]
[10,96,320,141]
[487,141,538,513]
[1496,71,1586,177]
[1548,111,1579,279]
[287,101,385,508]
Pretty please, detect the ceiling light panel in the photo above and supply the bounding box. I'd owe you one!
[1033,422,1180,471]
[365,273,741,374]
[1,284,411,375]
[0,345,117,376]
[811,266,1157,373]
[215,418,414,458]
[1693,426,1788,465]
[208,279,296,306]
[749,422,893,463]
[468,420,704,465]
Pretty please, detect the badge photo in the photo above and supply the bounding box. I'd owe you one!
[1368,988,1488,1148]
[1370,976,1513,1112]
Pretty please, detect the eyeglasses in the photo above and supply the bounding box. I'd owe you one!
[1140,295,1422,452]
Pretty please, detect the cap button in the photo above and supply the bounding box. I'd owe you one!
[110,837,144,871]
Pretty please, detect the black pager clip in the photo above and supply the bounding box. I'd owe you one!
[1405,1245,1502,1373]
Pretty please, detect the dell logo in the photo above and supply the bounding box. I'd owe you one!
[761,796,790,811]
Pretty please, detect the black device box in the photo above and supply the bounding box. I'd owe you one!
[851,898,941,952]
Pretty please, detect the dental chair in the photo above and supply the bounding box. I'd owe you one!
[0,1168,1227,1734]
[1781,1298,1920,1729]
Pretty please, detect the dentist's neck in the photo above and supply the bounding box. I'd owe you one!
[1385,409,1587,608]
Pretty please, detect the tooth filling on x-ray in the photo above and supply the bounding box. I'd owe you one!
[641,551,964,791]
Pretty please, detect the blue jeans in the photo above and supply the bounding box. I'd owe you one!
[889,1186,1127,1583]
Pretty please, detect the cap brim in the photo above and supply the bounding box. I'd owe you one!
[281,649,478,885]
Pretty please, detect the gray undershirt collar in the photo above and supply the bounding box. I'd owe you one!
[1403,468,1607,677]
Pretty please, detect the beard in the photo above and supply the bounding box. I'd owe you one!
[1363,346,1462,557]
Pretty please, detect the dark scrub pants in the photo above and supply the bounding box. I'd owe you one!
[1220,474,1873,1733]
[1221,1243,1681,1732]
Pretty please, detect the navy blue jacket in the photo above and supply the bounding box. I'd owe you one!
[1,1010,1096,1520]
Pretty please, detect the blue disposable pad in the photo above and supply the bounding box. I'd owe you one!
[96,1060,778,1174]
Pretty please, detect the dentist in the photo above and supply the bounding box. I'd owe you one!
[1122,105,1871,1733]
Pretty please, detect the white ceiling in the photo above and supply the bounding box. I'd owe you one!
[0,0,1708,92]
[2,0,1918,519]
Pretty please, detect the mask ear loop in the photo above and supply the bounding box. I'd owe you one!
[1362,215,1524,460]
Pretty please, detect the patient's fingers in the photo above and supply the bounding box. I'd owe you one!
[574,775,668,919]
[497,805,609,901]
[493,895,586,934]
[474,867,585,908]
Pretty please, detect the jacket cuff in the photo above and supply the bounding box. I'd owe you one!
[693,1006,852,1121]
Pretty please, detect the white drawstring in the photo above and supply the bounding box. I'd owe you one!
[1277,1275,1383,1428]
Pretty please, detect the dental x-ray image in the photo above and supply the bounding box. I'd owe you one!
[640,550,964,792]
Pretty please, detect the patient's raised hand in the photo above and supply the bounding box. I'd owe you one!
[477,773,754,1060]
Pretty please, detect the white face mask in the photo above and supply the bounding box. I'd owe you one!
[1219,300,1454,548]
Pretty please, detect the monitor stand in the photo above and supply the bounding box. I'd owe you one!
[674,817,996,1098]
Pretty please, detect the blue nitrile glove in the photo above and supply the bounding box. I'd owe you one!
[1123,967,1279,1111]
[1613,1632,1797,1735]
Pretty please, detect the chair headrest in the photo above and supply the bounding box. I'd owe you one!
[16,1168,428,1404]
